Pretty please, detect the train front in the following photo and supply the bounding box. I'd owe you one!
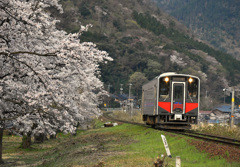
[157,73,200,129]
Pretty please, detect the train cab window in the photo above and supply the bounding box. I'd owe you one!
[174,85,183,99]
[188,78,198,99]
[159,77,170,99]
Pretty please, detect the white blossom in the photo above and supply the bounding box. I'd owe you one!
[170,51,187,67]
[0,0,112,136]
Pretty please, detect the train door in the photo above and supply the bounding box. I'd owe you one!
[171,82,185,120]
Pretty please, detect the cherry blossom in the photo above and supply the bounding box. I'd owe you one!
[0,0,112,138]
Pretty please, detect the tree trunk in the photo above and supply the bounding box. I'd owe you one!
[21,133,32,148]
[0,128,3,164]
[34,133,47,143]
[50,134,56,139]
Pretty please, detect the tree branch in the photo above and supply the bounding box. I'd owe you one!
[0,73,11,80]
[0,51,57,57]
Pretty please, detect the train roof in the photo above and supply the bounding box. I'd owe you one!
[158,72,200,80]
[143,72,200,88]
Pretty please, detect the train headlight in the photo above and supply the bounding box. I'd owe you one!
[164,77,169,82]
[188,77,193,83]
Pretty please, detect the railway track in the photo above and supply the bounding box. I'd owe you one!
[103,112,240,147]
[166,130,240,147]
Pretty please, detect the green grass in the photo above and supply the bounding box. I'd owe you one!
[103,124,239,167]
[2,120,240,166]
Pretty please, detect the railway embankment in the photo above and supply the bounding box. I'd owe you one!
[2,113,240,166]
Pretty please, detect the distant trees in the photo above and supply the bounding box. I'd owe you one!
[79,4,91,17]
[157,0,240,58]
[144,59,162,79]
[132,11,167,36]
[133,10,240,84]
[0,0,111,163]
[129,72,148,99]
[113,19,124,32]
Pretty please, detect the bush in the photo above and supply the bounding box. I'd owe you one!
[79,6,91,17]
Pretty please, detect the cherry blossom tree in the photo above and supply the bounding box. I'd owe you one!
[0,0,111,162]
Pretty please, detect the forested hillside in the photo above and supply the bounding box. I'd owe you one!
[57,0,240,106]
[155,0,240,59]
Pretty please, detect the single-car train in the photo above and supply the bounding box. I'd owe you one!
[142,72,200,129]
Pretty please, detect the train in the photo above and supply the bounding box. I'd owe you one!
[141,72,200,129]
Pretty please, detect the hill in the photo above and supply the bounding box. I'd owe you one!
[154,0,240,59]
[55,0,240,107]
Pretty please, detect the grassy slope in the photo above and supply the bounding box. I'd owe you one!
[2,119,239,167]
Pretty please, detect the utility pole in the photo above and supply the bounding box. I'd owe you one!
[224,90,226,105]
[129,83,132,101]
[223,88,227,105]
[107,84,112,110]
[129,83,132,117]
[222,87,240,129]
[120,84,123,95]
[231,87,235,129]
[107,84,112,93]
[120,84,123,111]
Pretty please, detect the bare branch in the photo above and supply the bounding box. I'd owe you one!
[0,51,57,57]
[0,73,11,80]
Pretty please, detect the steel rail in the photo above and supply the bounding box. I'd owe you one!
[165,130,240,147]
[185,130,240,143]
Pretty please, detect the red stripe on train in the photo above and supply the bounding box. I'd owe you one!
[158,102,171,112]
[158,102,198,113]
[173,104,183,110]
[185,103,198,113]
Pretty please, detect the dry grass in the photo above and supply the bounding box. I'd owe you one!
[192,123,240,140]
[110,110,144,123]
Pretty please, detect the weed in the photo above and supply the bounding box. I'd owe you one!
[194,123,240,140]
[225,151,230,157]
[153,154,167,167]
[111,110,143,123]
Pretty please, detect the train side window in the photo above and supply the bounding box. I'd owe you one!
[159,77,170,99]
[188,79,198,99]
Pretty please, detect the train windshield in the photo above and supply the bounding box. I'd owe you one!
[188,78,198,99]
[174,85,184,99]
[159,77,170,99]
